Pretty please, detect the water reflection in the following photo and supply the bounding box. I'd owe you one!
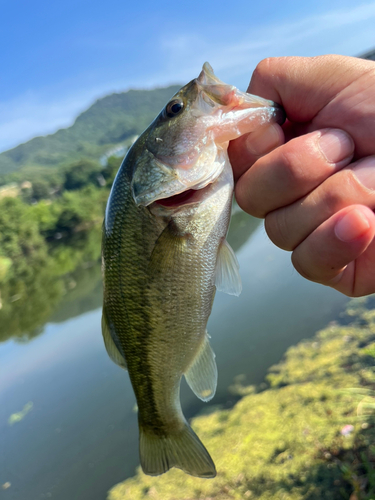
[0,211,350,500]
[0,262,64,343]
[50,263,103,324]
[0,225,102,343]
[0,205,259,344]
[227,205,260,252]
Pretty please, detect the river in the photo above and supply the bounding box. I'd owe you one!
[0,212,349,500]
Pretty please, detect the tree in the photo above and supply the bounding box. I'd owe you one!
[64,158,102,190]
[101,155,122,187]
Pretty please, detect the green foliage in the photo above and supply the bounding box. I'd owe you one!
[108,298,375,500]
[0,184,106,342]
[0,197,64,340]
[102,155,122,187]
[0,85,181,176]
[0,256,12,282]
[53,187,106,233]
[31,179,52,200]
[0,84,180,340]
[0,197,47,272]
[63,158,102,190]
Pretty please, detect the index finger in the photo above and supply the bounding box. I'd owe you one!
[248,55,370,121]
[248,55,375,157]
[229,123,284,181]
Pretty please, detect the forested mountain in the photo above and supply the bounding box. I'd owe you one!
[0,85,181,176]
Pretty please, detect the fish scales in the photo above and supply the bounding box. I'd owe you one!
[102,62,285,478]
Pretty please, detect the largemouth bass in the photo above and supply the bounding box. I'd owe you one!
[101,63,284,478]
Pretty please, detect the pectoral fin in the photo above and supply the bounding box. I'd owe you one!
[149,221,190,273]
[185,334,217,402]
[215,239,242,296]
[101,306,127,370]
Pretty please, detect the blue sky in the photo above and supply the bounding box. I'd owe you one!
[1,0,375,153]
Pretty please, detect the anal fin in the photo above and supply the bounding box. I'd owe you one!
[101,305,127,370]
[185,334,217,402]
[215,239,242,296]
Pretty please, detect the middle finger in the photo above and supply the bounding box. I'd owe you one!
[265,156,375,251]
[235,128,354,218]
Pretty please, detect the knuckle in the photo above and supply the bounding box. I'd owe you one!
[265,209,295,251]
[291,251,317,282]
[317,183,343,214]
[251,58,280,91]
[321,169,364,213]
[235,185,264,218]
[278,147,307,187]
[253,58,274,80]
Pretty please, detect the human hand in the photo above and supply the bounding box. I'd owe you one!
[229,55,375,297]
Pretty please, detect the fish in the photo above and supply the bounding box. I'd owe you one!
[101,62,285,478]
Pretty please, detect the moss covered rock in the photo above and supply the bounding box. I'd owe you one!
[108,298,375,500]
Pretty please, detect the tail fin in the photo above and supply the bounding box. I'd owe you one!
[139,422,216,478]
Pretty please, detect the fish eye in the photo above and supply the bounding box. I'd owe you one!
[165,99,184,118]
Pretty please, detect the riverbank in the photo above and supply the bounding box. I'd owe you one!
[108,297,375,500]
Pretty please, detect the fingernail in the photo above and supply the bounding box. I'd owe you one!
[318,129,354,164]
[353,157,375,190]
[246,124,282,156]
[334,208,371,242]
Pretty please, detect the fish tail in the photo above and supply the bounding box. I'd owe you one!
[139,421,216,478]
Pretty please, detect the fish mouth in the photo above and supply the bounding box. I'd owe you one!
[154,188,198,208]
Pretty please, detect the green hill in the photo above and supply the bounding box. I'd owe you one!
[0,84,181,176]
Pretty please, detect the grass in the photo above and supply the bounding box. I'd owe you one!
[108,297,375,500]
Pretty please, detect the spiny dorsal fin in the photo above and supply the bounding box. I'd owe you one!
[215,239,242,296]
[101,306,127,370]
[185,333,217,402]
[149,221,191,273]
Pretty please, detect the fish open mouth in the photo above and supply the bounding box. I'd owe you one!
[154,189,197,207]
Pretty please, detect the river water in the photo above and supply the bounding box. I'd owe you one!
[0,212,349,500]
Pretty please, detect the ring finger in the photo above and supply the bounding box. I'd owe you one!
[265,156,375,251]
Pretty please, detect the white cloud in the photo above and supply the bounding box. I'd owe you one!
[158,2,375,89]
[1,2,375,153]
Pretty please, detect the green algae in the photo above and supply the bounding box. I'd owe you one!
[8,402,33,426]
[108,297,375,500]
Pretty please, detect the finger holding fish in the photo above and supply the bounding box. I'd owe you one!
[230,55,375,297]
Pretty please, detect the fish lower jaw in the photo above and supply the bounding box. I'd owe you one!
[154,188,198,208]
[152,161,226,209]
[153,180,215,209]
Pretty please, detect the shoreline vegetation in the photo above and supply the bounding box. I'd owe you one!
[0,84,182,342]
[0,154,122,342]
[0,149,260,343]
[108,297,375,500]
[0,82,259,344]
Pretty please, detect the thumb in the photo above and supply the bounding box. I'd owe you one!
[248,55,372,123]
